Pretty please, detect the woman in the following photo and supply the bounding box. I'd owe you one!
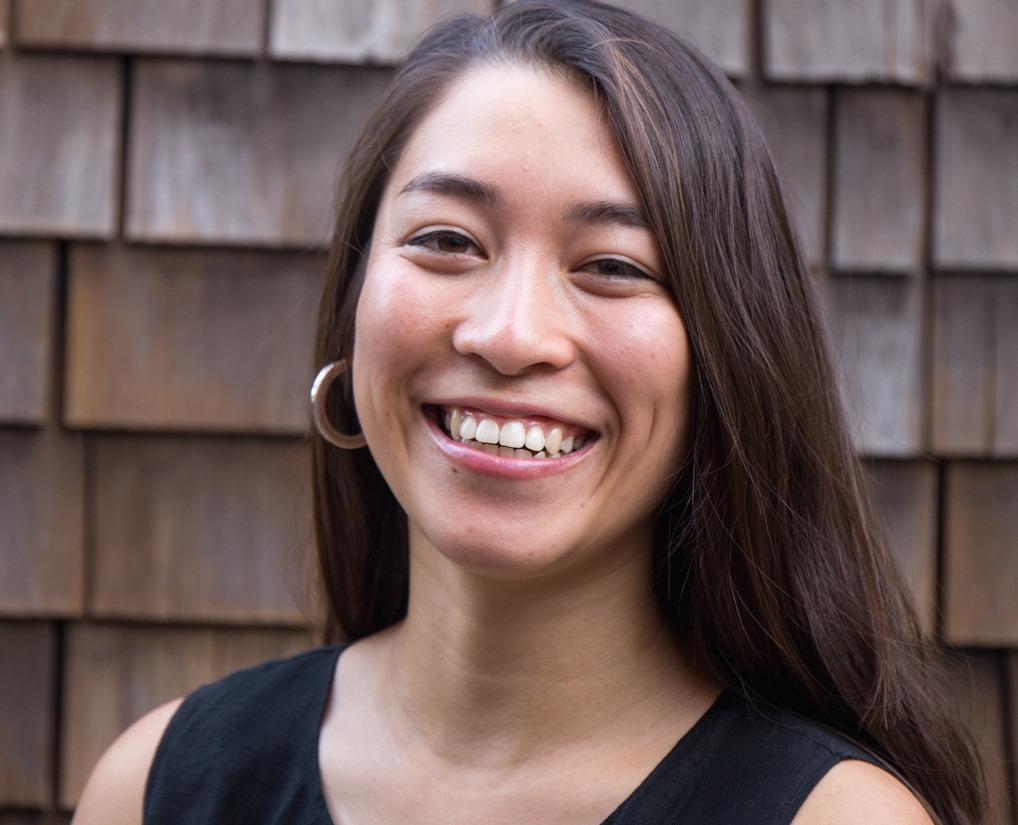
[74,2,985,823]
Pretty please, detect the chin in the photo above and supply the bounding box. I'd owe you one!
[413,521,576,580]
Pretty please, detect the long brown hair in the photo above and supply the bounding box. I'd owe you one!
[312,1,985,820]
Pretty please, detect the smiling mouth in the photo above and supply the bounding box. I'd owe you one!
[434,405,593,459]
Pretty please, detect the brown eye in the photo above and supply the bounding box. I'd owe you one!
[408,230,480,255]
[580,257,653,281]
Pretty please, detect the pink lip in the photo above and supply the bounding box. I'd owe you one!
[427,396,592,431]
[424,412,592,480]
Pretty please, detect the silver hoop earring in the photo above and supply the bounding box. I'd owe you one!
[310,360,367,449]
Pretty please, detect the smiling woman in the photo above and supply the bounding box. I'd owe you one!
[352,64,689,583]
[72,2,985,825]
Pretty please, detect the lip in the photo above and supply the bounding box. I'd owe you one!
[428,396,592,430]
[424,407,594,479]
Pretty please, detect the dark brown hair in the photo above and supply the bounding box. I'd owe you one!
[312,2,985,821]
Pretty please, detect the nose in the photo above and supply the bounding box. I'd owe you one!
[451,257,576,376]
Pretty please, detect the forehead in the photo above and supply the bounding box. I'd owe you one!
[386,62,638,202]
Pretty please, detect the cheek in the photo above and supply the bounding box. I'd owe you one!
[353,262,445,359]
[607,305,690,404]
[601,304,692,467]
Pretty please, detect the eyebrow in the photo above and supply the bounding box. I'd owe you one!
[398,170,650,230]
[565,200,650,230]
[399,172,500,208]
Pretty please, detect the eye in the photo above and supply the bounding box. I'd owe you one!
[578,257,654,281]
[406,229,481,256]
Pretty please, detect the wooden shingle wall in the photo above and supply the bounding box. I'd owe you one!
[0,0,1015,819]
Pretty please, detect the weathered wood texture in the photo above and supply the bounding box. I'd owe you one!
[866,460,937,635]
[932,277,1018,456]
[64,245,322,433]
[0,54,121,237]
[822,277,922,456]
[0,622,55,807]
[13,0,264,55]
[997,281,1018,455]
[941,0,1018,82]
[0,0,8,47]
[832,89,925,273]
[60,623,312,807]
[0,242,55,423]
[126,60,390,247]
[270,0,749,74]
[0,429,85,615]
[934,89,1018,269]
[931,277,992,455]
[944,651,1012,824]
[741,85,827,267]
[270,0,493,63]
[763,0,930,84]
[612,0,749,76]
[90,436,312,623]
[943,462,1018,645]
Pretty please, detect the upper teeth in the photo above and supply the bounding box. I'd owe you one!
[445,407,585,458]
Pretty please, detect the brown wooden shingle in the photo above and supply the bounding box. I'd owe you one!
[0,54,121,237]
[943,463,1018,645]
[931,276,993,456]
[0,622,55,807]
[125,60,390,246]
[992,280,1018,456]
[866,460,937,635]
[822,276,923,456]
[270,0,493,64]
[932,276,1018,457]
[615,0,749,77]
[90,435,312,623]
[934,89,1018,269]
[832,89,925,273]
[14,0,264,56]
[740,85,827,267]
[941,0,1018,82]
[0,429,85,615]
[763,0,930,84]
[60,623,312,807]
[64,245,321,433]
[0,242,55,424]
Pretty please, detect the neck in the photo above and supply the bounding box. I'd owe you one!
[365,530,717,767]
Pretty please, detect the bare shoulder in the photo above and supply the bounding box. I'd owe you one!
[71,698,183,825]
[791,759,933,825]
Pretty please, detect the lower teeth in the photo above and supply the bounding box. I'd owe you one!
[461,438,553,458]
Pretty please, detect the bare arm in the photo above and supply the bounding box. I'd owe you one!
[792,759,934,825]
[71,699,183,825]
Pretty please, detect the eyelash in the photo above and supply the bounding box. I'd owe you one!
[578,257,653,281]
[406,229,481,256]
[405,230,655,283]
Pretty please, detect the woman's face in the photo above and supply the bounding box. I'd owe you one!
[353,63,691,583]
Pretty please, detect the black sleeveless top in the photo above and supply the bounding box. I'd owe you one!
[145,646,881,824]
